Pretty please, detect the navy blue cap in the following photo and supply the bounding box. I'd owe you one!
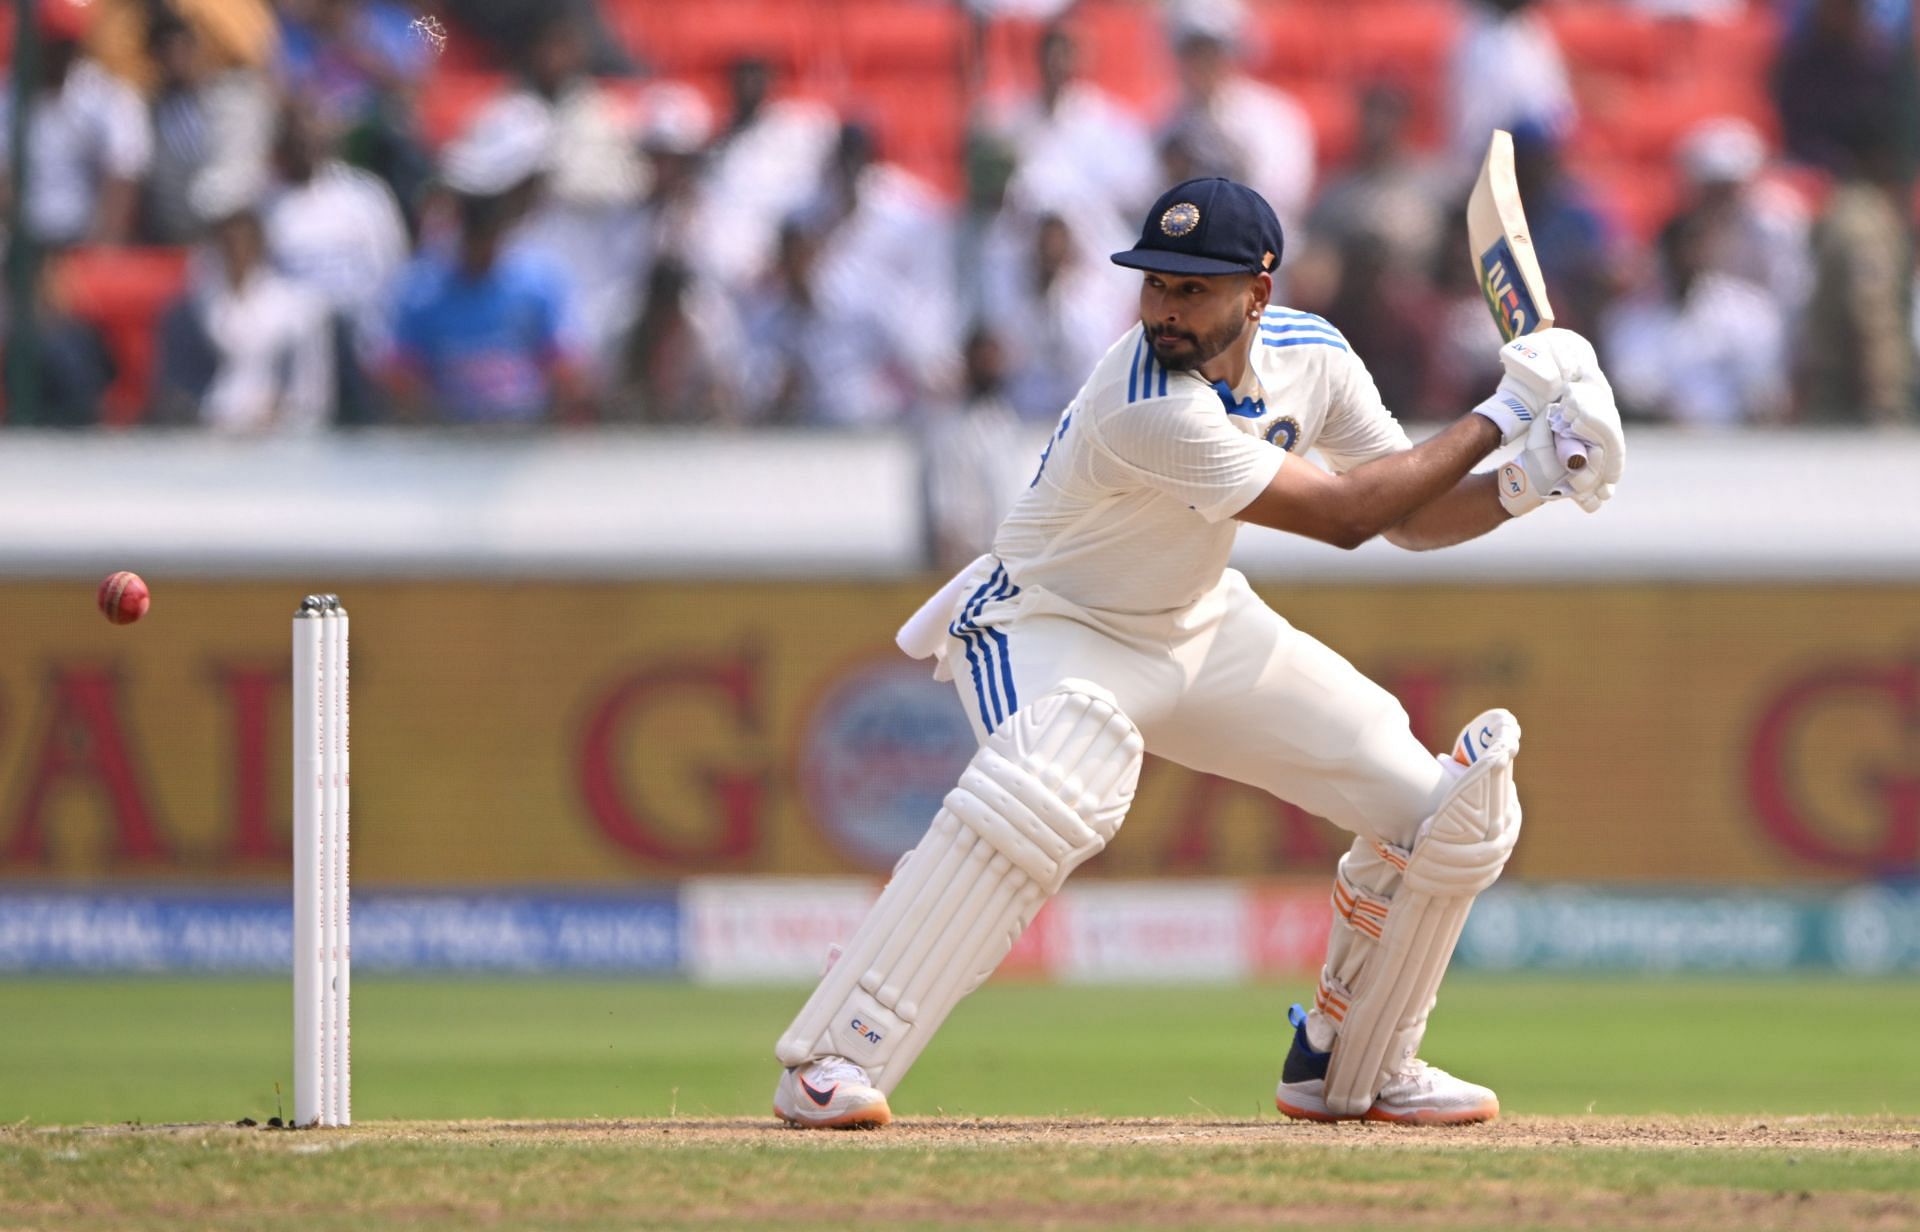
[1112,177,1284,277]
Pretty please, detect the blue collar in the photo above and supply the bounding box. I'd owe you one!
[1211,379,1266,419]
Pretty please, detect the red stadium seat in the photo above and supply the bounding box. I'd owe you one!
[1287,79,1361,171]
[414,72,508,149]
[1541,2,1670,78]
[48,247,190,427]
[1346,1,1461,79]
[610,0,819,74]
[845,72,966,195]
[1070,0,1176,112]
[835,2,969,73]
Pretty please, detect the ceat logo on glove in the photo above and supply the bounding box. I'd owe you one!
[1499,464,1527,497]
[1506,341,1540,360]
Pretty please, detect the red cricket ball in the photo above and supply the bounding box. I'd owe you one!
[98,571,151,625]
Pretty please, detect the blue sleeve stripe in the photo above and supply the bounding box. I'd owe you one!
[1157,358,1168,397]
[950,568,1003,730]
[1258,322,1346,341]
[1261,336,1349,352]
[1127,335,1143,403]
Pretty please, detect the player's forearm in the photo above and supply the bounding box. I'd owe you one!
[1238,413,1500,550]
[1323,414,1502,548]
[1381,473,1507,551]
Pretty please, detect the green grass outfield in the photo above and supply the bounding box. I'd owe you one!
[2,976,1917,1231]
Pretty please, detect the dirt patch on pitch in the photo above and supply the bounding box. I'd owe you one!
[333,1113,1920,1152]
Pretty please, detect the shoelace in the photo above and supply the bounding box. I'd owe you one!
[807,1056,869,1088]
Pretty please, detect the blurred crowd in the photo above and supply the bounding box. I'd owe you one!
[0,0,1915,448]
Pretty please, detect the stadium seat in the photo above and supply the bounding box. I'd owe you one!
[415,72,508,149]
[1541,3,1670,78]
[1287,79,1361,171]
[835,2,969,74]
[48,247,190,427]
[610,0,819,75]
[846,73,966,195]
[1070,0,1176,111]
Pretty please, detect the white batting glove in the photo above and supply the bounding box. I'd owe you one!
[1549,374,1626,513]
[1471,334,1564,445]
[1496,414,1576,517]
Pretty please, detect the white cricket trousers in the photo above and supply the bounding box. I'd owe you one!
[937,557,1450,850]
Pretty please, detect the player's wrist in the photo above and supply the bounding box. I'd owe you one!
[1469,394,1529,445]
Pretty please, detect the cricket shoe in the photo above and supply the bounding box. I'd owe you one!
[773,1056,892,1129]
[1273,1004,1498,1125]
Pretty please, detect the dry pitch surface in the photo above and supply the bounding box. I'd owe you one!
[6,1115,1917,1232]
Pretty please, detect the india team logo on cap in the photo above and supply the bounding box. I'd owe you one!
[1160,202,1201,237]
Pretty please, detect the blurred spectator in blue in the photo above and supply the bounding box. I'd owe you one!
[1675,118,1812,319]
[502,10,648,384]
[615,257,744,425]
[275,0,437,212]
[1162,11,1315,231]
[984,24,1157,240]
[983,211,1135,421]
[741,219,914,426]
[379,100,593,425]
[264,103,409,425]
[925,325,1030,571]
[1509,124,1618,332]
[701,58,839,290]
[1602,210,1788,426]
[801,122,961,404]
[1799,122,1914,422]
[1773,0,1917,179]
[2,256,115,427]
[1446,0,1575,185]
[142,9,276,244]
[0,0,152,247]
[154,171,335,431]
[1307,85,1446,284]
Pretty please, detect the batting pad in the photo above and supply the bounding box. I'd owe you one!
[776,680,1142,1094]
[1323,709,1523,1116]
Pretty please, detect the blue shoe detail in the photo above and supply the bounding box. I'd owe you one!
[1281,1003,1331,1085]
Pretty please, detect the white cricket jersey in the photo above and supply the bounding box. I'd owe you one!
[991,305,1412,614]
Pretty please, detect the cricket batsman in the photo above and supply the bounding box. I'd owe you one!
[772,177,1625,1128]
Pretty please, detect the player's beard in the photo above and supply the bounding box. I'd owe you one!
[1146,312,1247,371]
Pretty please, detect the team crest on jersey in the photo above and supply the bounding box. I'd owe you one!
[1265,416,1301,451]
[1160,202,1201,237]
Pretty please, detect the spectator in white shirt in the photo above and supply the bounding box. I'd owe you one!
[802,123,962,404]
[740,219,914,426]
[1446,0,1576,186]
[985,211,1137,421]
[141,8,275,245]
[1676,117,1813,319]
[156,172,335,431]
[699,58,840,290]
[1162,17,1316,232]
[988,25,1158,236]
[1602,210,1788,426]
[0,0,152,247]
[264,104,409,423]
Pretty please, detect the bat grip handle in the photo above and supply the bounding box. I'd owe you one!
[1555,431,1588,471]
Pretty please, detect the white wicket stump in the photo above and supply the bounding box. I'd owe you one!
[293,595,351,1127]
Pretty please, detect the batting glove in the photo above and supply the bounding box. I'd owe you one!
[1497,414,1577,517]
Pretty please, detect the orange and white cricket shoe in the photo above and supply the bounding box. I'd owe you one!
[1274,1005,1498,1125]
[773,1055,892,1129]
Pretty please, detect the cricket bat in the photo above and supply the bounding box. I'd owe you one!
[1467,130,1585,470]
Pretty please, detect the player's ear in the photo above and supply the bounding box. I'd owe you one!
[1246,272,1273,319]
